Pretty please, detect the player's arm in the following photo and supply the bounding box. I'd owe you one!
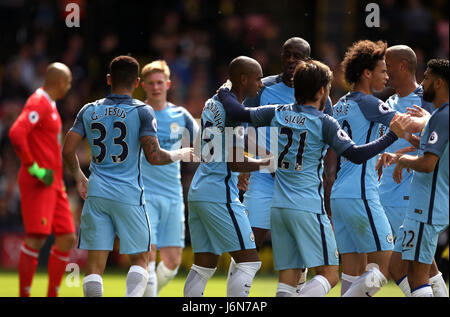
[324,114,407,165]
[62,131,89,200]
[8,102,54,185]
[323,148,337,218]
[227,146,273,173]
[217,88,252,122]
[140,135,194,165]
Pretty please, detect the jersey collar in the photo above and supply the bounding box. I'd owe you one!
[37,87,56,108]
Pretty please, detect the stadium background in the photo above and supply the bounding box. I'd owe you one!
[0,0,448,281]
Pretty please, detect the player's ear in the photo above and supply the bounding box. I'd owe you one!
[166,79,171,90]
[106,74,112,86]
[135,77,141,88]
[241,74,248,86]
[363,68,372,80]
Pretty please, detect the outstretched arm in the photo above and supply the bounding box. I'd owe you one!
[140,135,195,165]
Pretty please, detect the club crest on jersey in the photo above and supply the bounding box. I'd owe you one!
[249,232,255,242]
[387,234,393,244]
[28,111,39,124]
[428,131,438,144]
[337,129,351,141]
[335,249,339,259]
[170,122,180,133]
[378,103,392,114]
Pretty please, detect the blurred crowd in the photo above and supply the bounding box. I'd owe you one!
[0,0,448,246]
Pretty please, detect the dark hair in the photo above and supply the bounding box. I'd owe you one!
[109,55,139,88]
[341,40,387,85]
[427,59,449,85]
[293,59,333,104]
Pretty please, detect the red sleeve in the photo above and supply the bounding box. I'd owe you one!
[8,95,50,166]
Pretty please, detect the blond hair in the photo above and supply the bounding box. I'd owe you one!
[141,60,170,80]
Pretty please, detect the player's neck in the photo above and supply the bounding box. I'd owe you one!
[353,81,372,95]
[146,98,167,111]
[281,73,293,88]
[111,87,133,96]
[42,86,58,101]
[230,88,245,103]
[432,93,449,109]
[395,79,418,98]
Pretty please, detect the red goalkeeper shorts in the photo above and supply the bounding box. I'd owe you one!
[19,181,75,236]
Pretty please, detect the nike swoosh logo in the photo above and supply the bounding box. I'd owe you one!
[244,284,251,288]
[365,292,372,297]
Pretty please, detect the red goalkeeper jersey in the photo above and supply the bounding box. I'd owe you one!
[9,88,64,190]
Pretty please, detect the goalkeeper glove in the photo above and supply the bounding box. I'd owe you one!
[28,162,54,186]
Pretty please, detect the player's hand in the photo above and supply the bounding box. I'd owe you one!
[75,171,88,200]
[392,157,411,184]
[28,162,54,186]
[237,173,249,192]
[406,105,430,118]
[216,79,232,93]
[171,147,196,162]
[389,113,414,138]
[395,146,416,155]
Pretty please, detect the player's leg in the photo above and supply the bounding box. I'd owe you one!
[184,201,218,297]
[143,197,160,297]
[155,197,185,293]
[342,198,394,297]
[18,183,56,297]
[157,246,183,292]
[127,251,150,297]
[389,251,410,296]
[47,189,76,297]
[295,212,340,297]
[228,249,261,297]
[110,200,152,297]
[429,258,448,297]
[330,198,366,295]
[184,252,219,297]
[225,202,261,297]
[78,197,117,297]
[401,218,448,297]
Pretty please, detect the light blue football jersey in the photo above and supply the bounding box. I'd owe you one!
[407,102,449,225]
[188,94,244,204]
[250,104,355,213]
[378,86,435,207]
[70,94,157,205]
[141,102,199,198]
[243,75,333,196]
[331,91,396,200]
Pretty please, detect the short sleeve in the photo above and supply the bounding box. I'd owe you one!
[249,105,276,127]
[69,104,89,137]
[359,94,396,126]
[423,108,449,157]
[322,114,355,155]
[183,109,200,144]
[138,105,158,137]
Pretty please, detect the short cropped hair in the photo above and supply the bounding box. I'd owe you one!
[109,55,139,88]
[342,40,387,85]
[141,60,170,81]
[294,59,333,104]
[427,59,449,85]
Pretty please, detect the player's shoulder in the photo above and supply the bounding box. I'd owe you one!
[262,74,283,87]
[432,102,449,121]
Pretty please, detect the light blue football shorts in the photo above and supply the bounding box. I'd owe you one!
[331,198,394,254]
[146,194,185,249]
[270,207,339,270]
[383,205,406,249]
[397,217,448,264]
[78,196,151,254]
[187,200,256,255]
[243,173,274,230]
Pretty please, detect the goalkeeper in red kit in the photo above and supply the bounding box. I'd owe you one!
[8,63,76,297]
